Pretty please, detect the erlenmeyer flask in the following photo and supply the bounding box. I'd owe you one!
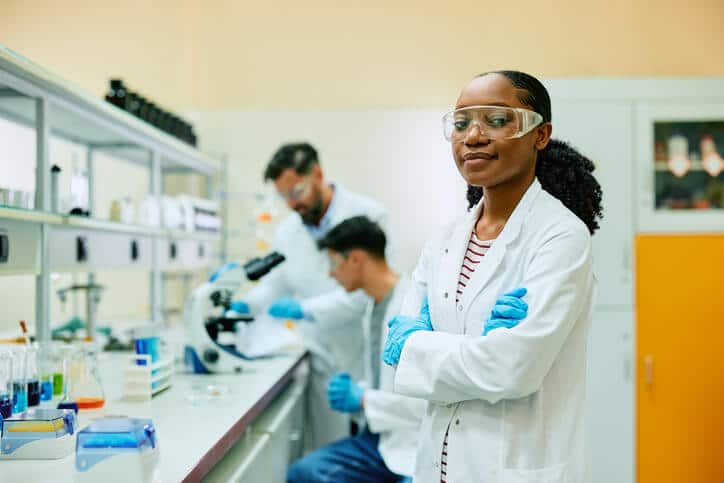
[64,344,105,411]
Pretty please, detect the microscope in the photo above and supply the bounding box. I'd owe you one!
[183,252,285,373]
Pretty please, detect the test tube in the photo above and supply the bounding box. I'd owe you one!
[0,350,12,418]
[11,346,27,414]
[38,342,54,402]
[26,345,41,407]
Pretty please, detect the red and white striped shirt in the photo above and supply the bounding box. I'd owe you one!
[441,230,494,483]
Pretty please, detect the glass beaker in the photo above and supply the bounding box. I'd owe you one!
[0,350,13,418]
[64,344,105,410]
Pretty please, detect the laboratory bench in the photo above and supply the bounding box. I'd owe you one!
[0,346,309,483]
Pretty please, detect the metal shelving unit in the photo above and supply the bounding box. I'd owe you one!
[0,44,222,342]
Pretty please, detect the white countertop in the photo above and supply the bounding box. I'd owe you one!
[0,347,308,483]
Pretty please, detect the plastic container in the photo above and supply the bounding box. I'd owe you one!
[0,408,76,459]
[75,418,159,483]
[133,324,161,365]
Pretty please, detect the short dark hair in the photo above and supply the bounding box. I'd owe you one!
[317,216,387,260]
[263,143,319,182]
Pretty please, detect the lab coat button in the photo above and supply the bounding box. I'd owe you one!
[444,248,448,254]
[444,292,448,299]
[456,419,460,425]
[434,461,440,468]
[458,304,463,311]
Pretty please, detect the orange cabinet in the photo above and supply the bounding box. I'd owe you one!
[636,234,724,483]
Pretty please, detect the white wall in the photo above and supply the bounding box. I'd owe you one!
[195,109,467,272]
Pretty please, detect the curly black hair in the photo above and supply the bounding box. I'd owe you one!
[465,70,604,235]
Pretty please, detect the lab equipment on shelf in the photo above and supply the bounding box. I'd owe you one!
[105,78,197,146]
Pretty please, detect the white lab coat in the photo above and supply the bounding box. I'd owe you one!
[361,275,427,477]
[394,179,595,483]
[244,183,390,449]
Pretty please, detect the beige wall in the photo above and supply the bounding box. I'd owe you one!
[2,1,723,110]
[1,0,195,111]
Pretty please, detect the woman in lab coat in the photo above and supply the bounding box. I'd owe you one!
[383,70,603,483]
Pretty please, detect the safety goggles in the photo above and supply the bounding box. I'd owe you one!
[442,105,544,142]
[277,176,313,202]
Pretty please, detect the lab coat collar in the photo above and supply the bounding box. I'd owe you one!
[465,178,542,249]
[444,179,542,333]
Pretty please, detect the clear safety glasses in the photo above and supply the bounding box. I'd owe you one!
[328,251,349,271]
[442,105,544,142]
[277,176,313,202]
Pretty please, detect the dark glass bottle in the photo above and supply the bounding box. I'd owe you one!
[0,393,11,418]
[137,96,150,121]
[125,92,141,117]
[157,111,170,133]
[104,79,127,110]
[147,104,161,127]
[27,379,40,407]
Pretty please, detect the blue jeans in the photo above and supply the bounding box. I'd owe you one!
[287,428,410,483]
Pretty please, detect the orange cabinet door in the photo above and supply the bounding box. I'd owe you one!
[636,234,724,483]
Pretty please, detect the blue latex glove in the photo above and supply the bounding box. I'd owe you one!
[383,296,433,366]
[327,373,364,413]
[209,262,240,283]
[229,300,250,314]
[268,297,305,319]
[483,287,528,336]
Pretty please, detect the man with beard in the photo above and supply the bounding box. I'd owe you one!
[231,142,391,450]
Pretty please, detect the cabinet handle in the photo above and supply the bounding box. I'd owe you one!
[644,355,654,389]
[622,333,632,382]
[0,233,8,263]
[621,242,631,276]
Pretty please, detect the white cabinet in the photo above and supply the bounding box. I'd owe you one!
[204,432,273,483]
[0,219,39,274]
[161,238,216,270]
[249,376,307,482]
[635,102,724,233]
[586,309,634,483]
[554,100,634,308]
[204,375,307,483]
[48,227,153,271]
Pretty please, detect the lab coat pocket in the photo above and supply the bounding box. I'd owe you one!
[500,462,569,483]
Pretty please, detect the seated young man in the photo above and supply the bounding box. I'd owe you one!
[286,215,425,483]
